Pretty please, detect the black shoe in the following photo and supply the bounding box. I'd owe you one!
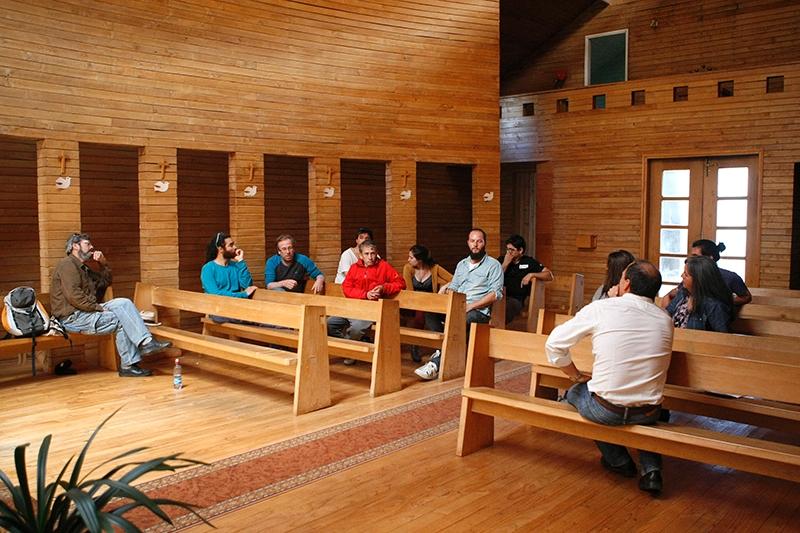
[639,471,663,495]
[118,363,153,377]
[54,359,77,376]
[600,457,637,478]
[342,358,357,366]
[410,347,422,363]
[140,339,172,356]
[658,408,671,423]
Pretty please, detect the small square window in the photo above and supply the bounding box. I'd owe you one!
[673,86,688,102]
[767,75,784,93]
[718,80,734,97]
[556,98,569,113]
[522,102,535,116]
[592,94,606,109]
[631,90,646,106]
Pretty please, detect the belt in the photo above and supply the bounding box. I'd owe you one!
[591,393,660,417]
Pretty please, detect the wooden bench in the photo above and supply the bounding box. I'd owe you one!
[457,324,800,482]
[750,287,800,305]
[200,288,402,398]
[525,273,584,333]
[0,289,117,373]
[389,289,467,381]
[134,283,331,415]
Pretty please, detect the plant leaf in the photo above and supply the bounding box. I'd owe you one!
[41,456,74,532]
[66,487,102,533]
[95,479,172,523]
[12,442,35,525]
[68,406,123,489]
[35,434,51,530]
[81,446,149,480]
[112,497,216,529]
[98,511,139,533]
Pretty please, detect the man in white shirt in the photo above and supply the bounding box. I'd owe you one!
[545,260,673,495]
[335,227,373,284]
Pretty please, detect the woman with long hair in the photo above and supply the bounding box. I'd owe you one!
[665,255,733,332]
[402,244,452,362]
[592,250,635,301]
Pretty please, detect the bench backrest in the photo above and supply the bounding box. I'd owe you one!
[750,287,800,303]
[737,302,800,322]
[135,283,312,329]
[731,317,800,338]
[252,288,392,322]
[526,274,584,332]
[466,323,800,405]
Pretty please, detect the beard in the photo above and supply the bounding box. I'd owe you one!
[78,250,93,261]
[222,249,237,260]
[469,249,486,261]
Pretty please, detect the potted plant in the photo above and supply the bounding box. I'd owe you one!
[0,408,213,532]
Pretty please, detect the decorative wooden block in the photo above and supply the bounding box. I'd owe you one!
[576,234,597,249]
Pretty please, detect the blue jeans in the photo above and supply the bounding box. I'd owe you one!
[61,298,152,367]
[430,309,490,369]
[565,382,662,475]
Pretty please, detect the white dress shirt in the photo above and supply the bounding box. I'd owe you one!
[545,292,674,407]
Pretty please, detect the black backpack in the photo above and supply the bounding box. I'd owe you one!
[2,287,68,375]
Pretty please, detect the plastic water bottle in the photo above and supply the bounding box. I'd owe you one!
[173,358,183,390]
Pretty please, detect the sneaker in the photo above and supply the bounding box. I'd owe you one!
[429,349,441,363]
[342,358,357,366]
[414,361,439,381]
[118,363,153,377]
[140,339,172,356]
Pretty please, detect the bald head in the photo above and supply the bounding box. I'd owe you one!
[622,260,662,300]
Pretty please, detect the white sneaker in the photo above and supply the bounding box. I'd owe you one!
[414,361,439,381]
[429,349,441,361]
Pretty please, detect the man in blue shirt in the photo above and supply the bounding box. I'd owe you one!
[414,228,503,380]
[264,234,325,294]
[200,231,257,299]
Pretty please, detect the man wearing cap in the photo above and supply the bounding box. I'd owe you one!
[51,233,171,377]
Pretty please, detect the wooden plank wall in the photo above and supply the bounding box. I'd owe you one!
[177,149,229,330]
[501,63,800,293]
[340,159,387,253]
[79,143,140,299]
[264,155,310,260]
[416,163,473,273]
[0,136,39,295]
[504,0,800,94]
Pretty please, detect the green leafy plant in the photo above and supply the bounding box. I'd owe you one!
[0,408,213,532]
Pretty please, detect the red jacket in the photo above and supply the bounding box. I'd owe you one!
[342,259,406,299]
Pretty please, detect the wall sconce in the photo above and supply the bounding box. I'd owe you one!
[400,190,412,201]
[483,191,494,202]
[55,176,72,189]
[243,185,258,197]
[323,186,335,198]
[154,181,169,192]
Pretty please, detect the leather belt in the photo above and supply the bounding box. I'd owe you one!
[591,393,660,417]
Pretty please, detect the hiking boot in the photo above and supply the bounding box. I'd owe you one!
[414,361,439,381]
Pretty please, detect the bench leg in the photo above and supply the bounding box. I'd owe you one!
[456,397,495,456]
[97,334,118,371]
[370,304,402,397]
[294,309,332,415]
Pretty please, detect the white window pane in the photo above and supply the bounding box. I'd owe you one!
[717,199,747,227]
[660,257,684,284]
[660,228,688,254]
[718,167,748,197]
[662,170,690,197]
[660,200,689,226]
[659,283,678,297]
[716,229,747,257]
[718,258,746,279]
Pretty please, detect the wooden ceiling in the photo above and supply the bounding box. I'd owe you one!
[501,0,609,86]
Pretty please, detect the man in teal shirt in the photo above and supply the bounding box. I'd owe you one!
[201,231,257,300]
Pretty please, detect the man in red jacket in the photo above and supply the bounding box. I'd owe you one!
[328,240,405,364]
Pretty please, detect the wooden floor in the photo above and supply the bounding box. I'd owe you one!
[2,350,799,532]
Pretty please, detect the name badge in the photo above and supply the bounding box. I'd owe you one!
[519,264,529,269]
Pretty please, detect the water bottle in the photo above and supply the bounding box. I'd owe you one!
[173,358,183,390]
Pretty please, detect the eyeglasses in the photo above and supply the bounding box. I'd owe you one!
[506,247,519,253]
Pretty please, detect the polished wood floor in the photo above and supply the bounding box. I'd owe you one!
[2,351,799,532]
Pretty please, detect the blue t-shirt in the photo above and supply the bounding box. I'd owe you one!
[264,253,323,293]
[200,260,254,298]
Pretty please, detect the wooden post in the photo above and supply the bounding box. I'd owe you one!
[472,159,501,257]
[385,160,416,273]
[138,146,179,326]
[308,157,341,278]
[37,139,80,293]
[229,152,266,285]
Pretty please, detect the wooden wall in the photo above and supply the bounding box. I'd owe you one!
[340,159,387,253]
[417,163,473,272]
[0,136,39,295]
[0,0,501,295]
[264,155,310,259]
[504,0,800,95]
[79,143,141,299]
[501,63,800,292]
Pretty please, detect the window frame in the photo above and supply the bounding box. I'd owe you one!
[584,29,629,86]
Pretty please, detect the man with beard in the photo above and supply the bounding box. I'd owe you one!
[414,228,503,380]
[201,231,258,305]
[264,234,325,294]
[50,233,171,377]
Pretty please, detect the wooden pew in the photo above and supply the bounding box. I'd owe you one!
[389,289,467,381]
[750,287,800,304]
[0,289,117,373]
[200,288,402,398]
[134,283,331,415]
[731,301,800,338]
[526,273,585,333]
[456,324,800,483]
